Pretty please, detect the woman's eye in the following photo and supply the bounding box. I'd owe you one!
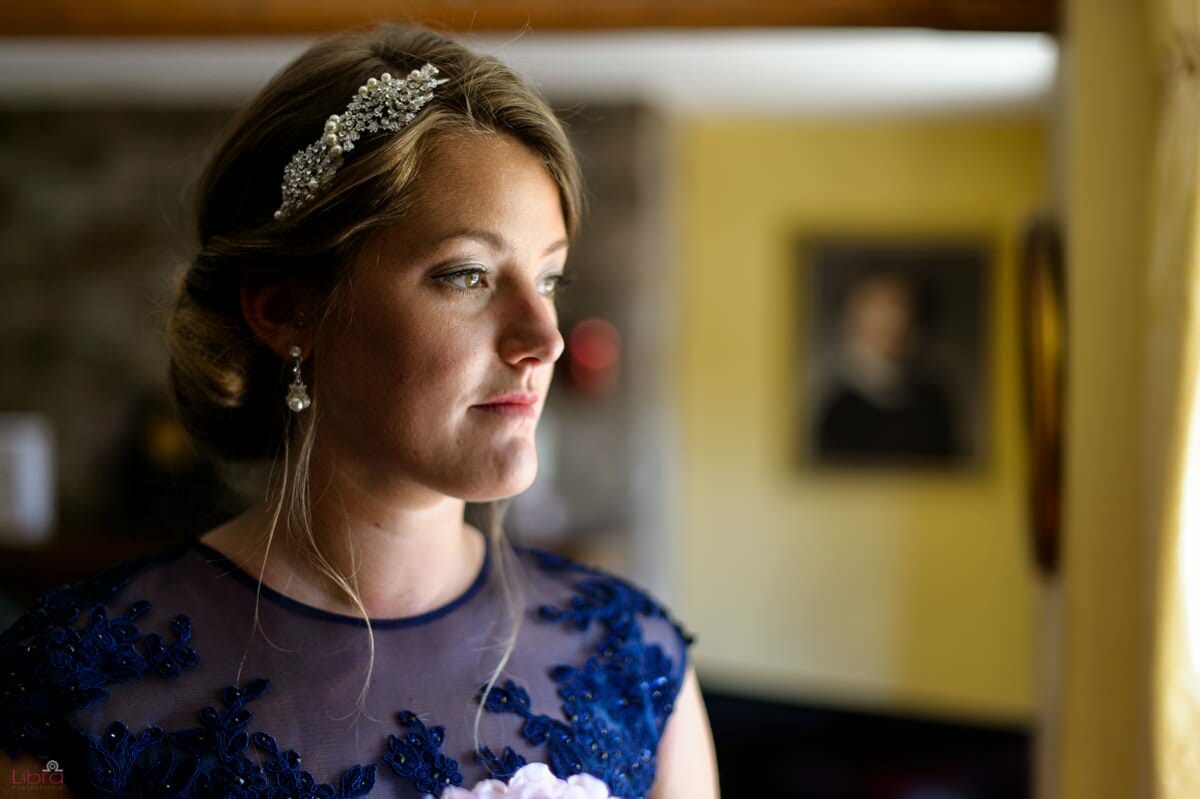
[437,267,488,291]
[539,273,572,298]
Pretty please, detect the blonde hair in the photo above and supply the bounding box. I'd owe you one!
[166,22,582,746]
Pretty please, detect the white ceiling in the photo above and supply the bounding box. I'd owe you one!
[0,30,1056,115]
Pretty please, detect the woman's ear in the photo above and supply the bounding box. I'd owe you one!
[240,281,313,359]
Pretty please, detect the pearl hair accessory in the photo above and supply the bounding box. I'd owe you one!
[274,64,449,220]
[285,345,311,413]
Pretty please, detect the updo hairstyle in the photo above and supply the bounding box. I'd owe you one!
[168,24,582,463]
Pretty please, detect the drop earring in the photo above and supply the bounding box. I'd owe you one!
[285,345,311,412]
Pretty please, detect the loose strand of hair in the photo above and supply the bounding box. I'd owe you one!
[334,495,383,724]
[473,500,526,754]
[236,417,294,685]
[284,373,379,724]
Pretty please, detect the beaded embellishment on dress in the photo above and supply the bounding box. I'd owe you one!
[0,543,691,798]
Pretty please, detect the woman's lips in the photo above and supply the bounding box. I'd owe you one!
[473,402,537,419]
[472,393,538,418]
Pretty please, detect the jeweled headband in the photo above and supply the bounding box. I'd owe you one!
[274,64,449,220]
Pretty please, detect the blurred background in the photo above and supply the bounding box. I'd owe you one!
[0,1,1192,798]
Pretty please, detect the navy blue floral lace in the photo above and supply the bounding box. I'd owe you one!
[0,543,690,798]
[83,678,376,798]
[479,551,692,798]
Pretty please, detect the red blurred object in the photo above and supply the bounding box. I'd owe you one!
[566,318,621,395]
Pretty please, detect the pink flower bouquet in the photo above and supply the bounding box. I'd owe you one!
[433,763,621,799]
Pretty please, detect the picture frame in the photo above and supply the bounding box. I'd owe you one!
[800,235,991,469]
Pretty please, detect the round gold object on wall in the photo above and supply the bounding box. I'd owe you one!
[1019,215,1066,577]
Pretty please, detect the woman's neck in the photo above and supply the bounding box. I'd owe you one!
[202,484,486,620]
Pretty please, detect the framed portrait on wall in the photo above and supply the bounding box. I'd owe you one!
[799,236,990,469]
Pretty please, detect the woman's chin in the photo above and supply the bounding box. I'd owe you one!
[458,455,538,502]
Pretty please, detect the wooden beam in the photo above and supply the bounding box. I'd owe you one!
[1,0,1058,37]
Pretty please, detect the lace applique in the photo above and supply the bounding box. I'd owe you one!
[475,744,527,782]
[0,555,145,646]
[253,730,375,799]
[480,681,583,780]
[86,721,188,795]
[480,552,692,799]
[83,678,376,798]
[529,552,691,645]
[0,556,197,760]
[382,710,464,796]
[3,546,690,798]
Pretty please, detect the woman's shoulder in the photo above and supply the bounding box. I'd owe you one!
[514,546,694,656]
[480,547,695,799]
[518,547,681,609]
[0,541,201,761]
[2,541,191,636]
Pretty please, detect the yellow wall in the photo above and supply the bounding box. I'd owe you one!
[675,117,1046,720]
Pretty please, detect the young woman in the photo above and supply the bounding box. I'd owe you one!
[0,23,717,799]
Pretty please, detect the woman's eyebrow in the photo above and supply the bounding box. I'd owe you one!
[435,229,568,257]
[435,229,504,250]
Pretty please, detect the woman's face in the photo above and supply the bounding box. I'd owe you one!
[311,132,568,503]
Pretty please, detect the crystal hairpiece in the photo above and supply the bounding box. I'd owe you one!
[274,64,449,220]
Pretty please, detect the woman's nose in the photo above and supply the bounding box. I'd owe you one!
[497,286,565,367]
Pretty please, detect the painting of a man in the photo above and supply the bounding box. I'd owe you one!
[806,239,987,467]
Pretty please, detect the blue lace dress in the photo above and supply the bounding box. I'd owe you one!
[0,540,691,798]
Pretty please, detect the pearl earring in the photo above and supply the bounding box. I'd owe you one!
[285,346,311,412]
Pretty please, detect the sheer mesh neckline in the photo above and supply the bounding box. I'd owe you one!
[2,539,692,798]
[187,539,492,629]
